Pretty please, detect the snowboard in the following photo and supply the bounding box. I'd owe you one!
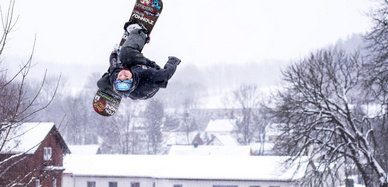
[93,90,122,116]
[93,0,163,116]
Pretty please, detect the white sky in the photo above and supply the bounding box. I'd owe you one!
[1,0,376,87]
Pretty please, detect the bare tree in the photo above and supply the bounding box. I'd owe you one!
[0,0,17,56]
[254,105,271,155]
[47,72,101,146]
[0,0,61,185]
[363,1,388,186]
[97,113,129,154]
[144,99,164,154]
[366,0,388,63]
[271,49,387,186]
[180,97,198,144]
[163,114,180,131]
[60,91,98,145]
[98,102,144,154]
[364,0,388,106]
[229,84,263,145]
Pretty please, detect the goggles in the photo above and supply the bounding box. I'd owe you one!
[115,79,133,91]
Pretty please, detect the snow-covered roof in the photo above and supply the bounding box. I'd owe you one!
[205,119,235,133]
[0,122,55,154]
[210,134,239,146]
[64,155,308,181]
[68,145,100,155]
[168,145,251,156]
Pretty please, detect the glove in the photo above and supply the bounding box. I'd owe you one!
[168,56,181,66]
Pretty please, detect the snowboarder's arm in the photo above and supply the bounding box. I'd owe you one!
[151,56,180,87]
[144,58,161,69]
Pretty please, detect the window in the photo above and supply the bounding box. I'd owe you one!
[43,147,52,161]
[109,182,118,187]
[131,182,140,187]
[87,181,96,187]
[35,179,40,187]
[174,185,183,187]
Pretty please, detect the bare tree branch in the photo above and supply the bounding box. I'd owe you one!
[271,49,386,186]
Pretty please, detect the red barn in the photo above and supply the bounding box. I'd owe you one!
[0,122,70,187]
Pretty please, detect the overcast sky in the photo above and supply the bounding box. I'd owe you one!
[2,0,377,88]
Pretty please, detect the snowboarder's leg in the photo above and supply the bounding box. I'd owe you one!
[122,20,149,51]
[119,21,149,67]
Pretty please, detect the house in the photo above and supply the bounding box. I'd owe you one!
[191,132,204,146]
[0,122,70,187]
[63,154,310,187]
[207,134,239,146]
[249,123,285,155]
[204,119,239,146]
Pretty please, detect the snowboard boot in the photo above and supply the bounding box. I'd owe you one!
[122,21,150,51]
[125,23,142,33]
[123,20,150,44]
[124,20,149,35]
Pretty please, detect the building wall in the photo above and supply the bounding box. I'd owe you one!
[66,175,155,187]
[38,130,66,187]
[156,179,293,187]
[63,175,296,187]
[62,173,74,187]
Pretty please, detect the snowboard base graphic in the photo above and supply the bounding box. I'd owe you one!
[93,89,122,116]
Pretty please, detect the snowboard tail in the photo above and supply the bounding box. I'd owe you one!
[93,90,122,116]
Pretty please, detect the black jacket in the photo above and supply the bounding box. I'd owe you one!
[97,50,179,100]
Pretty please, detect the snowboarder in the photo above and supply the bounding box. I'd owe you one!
[97,20,181,100]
